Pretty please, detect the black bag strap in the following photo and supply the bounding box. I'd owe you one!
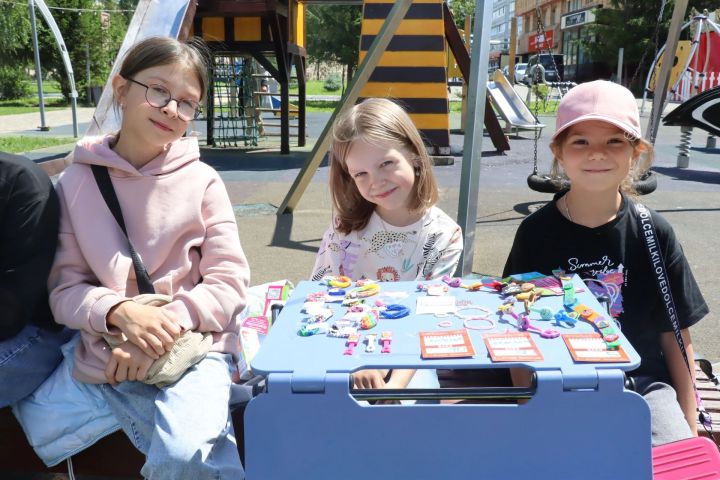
[91,165,155,295]
[634,202,712,433]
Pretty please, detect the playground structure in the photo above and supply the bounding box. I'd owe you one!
[642,9,720,107]
[27,0,79,136]
[642,8,720,166]
[3,1,720,478]
[486,69,544,138]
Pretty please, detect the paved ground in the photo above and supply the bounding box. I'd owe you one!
[4,95,719,368]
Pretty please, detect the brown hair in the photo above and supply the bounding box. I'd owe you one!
[550,127,655,197]
[329,98,439,234]
[115,36,210,106]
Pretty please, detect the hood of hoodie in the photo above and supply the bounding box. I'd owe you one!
[71,135,200,177]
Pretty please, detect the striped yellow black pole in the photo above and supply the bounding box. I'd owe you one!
[359,0,449,152]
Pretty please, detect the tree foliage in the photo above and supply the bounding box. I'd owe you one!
[0,1,135,101]
[586,0,719,92]
[37,1,131,102]
[306,5,362,86]
[448,0,475,29]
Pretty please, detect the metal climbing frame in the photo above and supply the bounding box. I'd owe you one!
[208,54,260,147]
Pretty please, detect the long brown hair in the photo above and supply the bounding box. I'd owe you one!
[550,126,655,197]
[329,98,439,234]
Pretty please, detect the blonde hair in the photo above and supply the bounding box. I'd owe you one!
[329,98,439,234]
[550,126,655,197]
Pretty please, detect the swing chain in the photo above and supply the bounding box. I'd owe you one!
[533,3,566,94]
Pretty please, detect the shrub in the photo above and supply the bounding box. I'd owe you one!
[323,75,341,92]
[0,66,31,100]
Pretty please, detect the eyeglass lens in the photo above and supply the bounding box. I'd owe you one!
[145,84,199,120]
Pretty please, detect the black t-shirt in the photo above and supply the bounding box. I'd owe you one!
[503,193,708,382]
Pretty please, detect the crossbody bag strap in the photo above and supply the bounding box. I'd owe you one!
[634,202,712,432]
[91,164,155,295]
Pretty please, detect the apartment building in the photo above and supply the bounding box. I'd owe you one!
[515,0,613,81]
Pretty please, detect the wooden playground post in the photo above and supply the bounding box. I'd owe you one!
[646,0,689,144]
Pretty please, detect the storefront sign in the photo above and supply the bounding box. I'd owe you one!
[529,30,554,52]
[561,9,596,29]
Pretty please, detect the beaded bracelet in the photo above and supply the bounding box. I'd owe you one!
[454,306,495,330]
[346,283,381,298]
[379,304,410,319]
[454,305,492,320]
[327,275,352,288]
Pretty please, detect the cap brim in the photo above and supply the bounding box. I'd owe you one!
[552,113,641,141]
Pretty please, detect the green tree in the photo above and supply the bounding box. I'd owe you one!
[0,2,33,98]
[586,0,719,92]
[306,5,362,90]
[448,0,475,29]
[36,0,129,103]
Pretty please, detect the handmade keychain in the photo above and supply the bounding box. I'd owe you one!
[344,333,360,355]
[573,304,621,350]
[498,303,560,339]
[559,276,576,307]
[365,333,377,353]
[380,331,393,353]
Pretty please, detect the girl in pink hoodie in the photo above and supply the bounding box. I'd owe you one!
[48,37,248,479]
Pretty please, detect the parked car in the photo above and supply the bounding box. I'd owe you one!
[501,63,528,83]
[523,54,565,83]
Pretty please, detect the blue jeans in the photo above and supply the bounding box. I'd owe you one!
[100,352,244,480]
[0,325,73,408]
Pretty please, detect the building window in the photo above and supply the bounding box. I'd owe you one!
[566,0,582,12]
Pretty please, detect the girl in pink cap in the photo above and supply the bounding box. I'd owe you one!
[504,80,708,446]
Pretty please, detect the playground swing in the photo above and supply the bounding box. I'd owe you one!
[525,0,658,195]
[526,1,570,194]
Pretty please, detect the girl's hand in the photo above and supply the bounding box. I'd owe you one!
[107,301,181,359]
[351,369,389,389]
[105,341,155,385]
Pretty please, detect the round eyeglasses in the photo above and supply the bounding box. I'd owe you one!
[127,78,202,121]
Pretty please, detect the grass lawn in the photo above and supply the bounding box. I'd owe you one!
[26,79,63,95]
[290,79,342,96]
[0,97,68,116]
[0,136,74,154]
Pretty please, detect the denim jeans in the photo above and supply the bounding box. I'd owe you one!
[633,375,694,446]
[0,325,74,408]
[100,352,244,480]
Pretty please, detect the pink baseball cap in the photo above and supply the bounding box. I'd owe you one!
[552,80,642,141]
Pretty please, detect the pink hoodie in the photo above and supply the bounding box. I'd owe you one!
[49,135,250,383]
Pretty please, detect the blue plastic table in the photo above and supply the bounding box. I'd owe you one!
[245,277,652,479]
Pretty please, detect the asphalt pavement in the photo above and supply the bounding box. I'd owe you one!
[3,94,718,364]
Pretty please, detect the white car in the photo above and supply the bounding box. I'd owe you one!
[502,63,528,83]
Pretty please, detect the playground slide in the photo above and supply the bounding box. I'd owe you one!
[86,0,192,135]
[487,69,544,132]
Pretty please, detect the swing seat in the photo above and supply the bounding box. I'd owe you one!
[634,170,658,195]
[527,170,657,195]
[526,173,570,194]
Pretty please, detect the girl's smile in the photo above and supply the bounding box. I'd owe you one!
[553,120,635,194]
[345,139,417,226]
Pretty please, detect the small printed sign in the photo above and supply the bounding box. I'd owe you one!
[563,333,630,363]
[483,332,543,362]
[419,329,475,359]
